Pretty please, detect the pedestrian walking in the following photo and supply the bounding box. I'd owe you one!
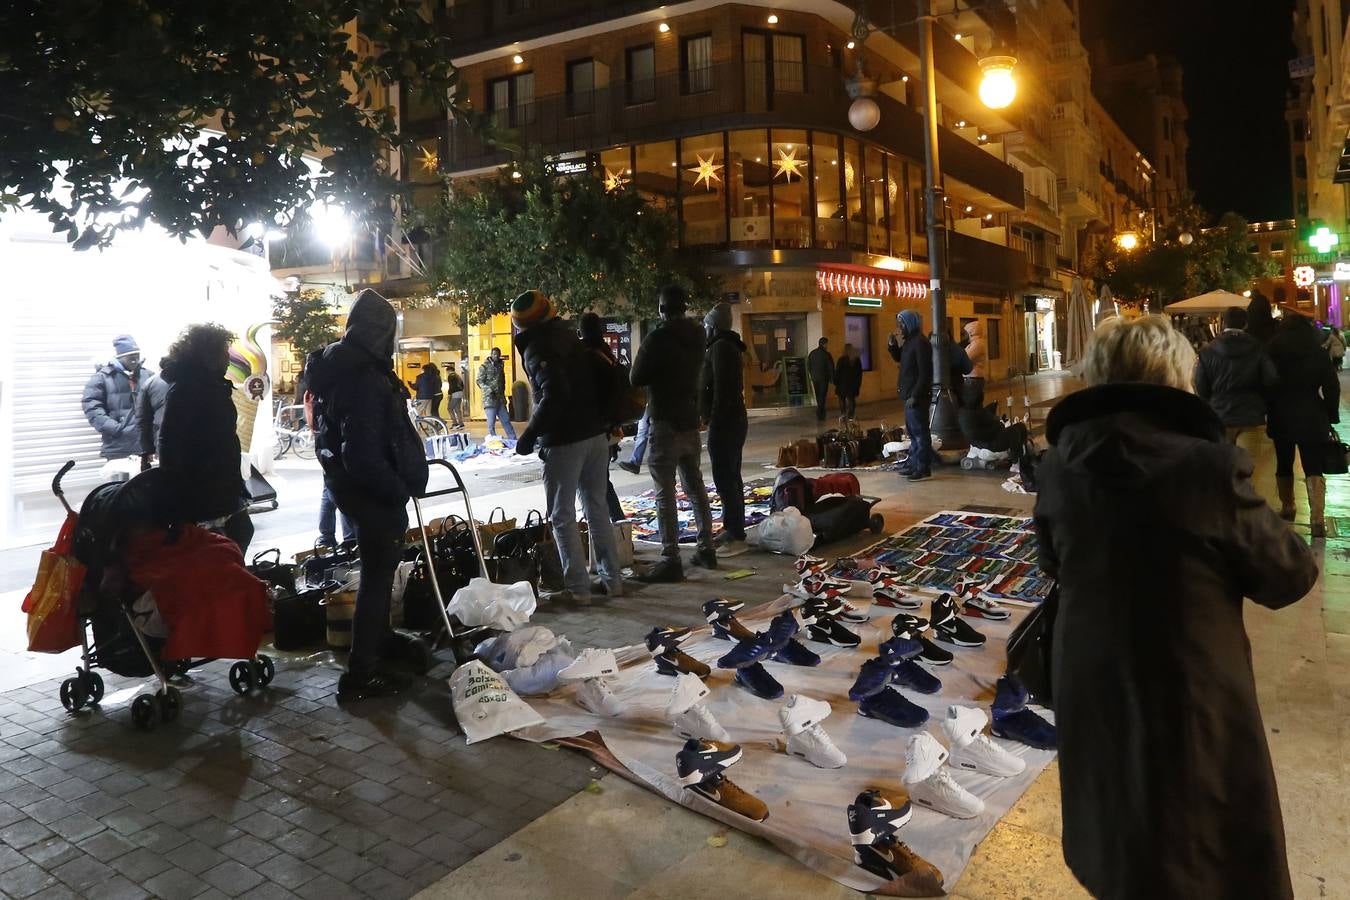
[1194,306,1278,443]
[1246,291,1277,344]
[513,294,623,602]
[962,321,987,409]
[834,343,863,418]
[631,285,717,581]
[82,334,150,460]
[1034,314,1317,900]
[137,359,169,468]
[410,364,443,419]
[1323,324,1346,369]
[1267,313,1341,537]
[617,408,651,474]
[700,302,748,553]
[444,362,466,429]
[887,311,933,482]
[477,347,517,441]
[307,289,430,702]
[807,337,835,423]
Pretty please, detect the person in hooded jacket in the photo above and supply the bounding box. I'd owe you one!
[83,334,150,460]
[631,285,717,581]
[834,343,863,418]
[307,289,430,702]
[1033,315,1316,900]
[700,302,748,551]
[1194,306,1278,443]
[887,310,933,481]
[962,320,987,409]
[1246,291,1277,344]
[1267,312,1341,537]
[410,364,443,420]
[513,294,623,601]
[577,314,628,524]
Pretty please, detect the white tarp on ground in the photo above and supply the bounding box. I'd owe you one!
[514,590,1055,896]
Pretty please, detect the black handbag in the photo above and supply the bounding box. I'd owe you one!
[248,548,297,596]
[1005,583,1058,707]
[1324,428,1349,475]
[486,512,545,592]
[302,539,359,587]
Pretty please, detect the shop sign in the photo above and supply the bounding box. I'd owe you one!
[846,296,884,308]
[1333,262,1350,282]
[1294,265,1317,287]
[546,152,594,176]
[816,267,927,300]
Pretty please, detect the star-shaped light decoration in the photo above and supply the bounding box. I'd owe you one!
[418,146,439,175]
[774,146,807,182]
[603,168,629,192]
[688,153,723,190]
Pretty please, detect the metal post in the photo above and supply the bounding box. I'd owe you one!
[917,0,962,445]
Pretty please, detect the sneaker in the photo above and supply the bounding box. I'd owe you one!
[558,648,619,682]
[846,788,912,844]
[689,773,769,822]
[916,634,953,665]
[574,678,624,717]
[667,674,731,741]
[805,617,862,648]
[717,632,776,670]
[715,538,749,558]
[589,579,625,599]
[992,674,1029,715]
[889,613,930,634]
[780,695,847,769]
[848,657,894,701]
[337,671,410,703]
[991,708,1057,750]
[854,835,945,894]
[931,594,986,647]
[703,597,746,620]
[864,564,899,583]
[763,611,800,651]
[675,738,741,786]
[903,734,984,819]
[837,600,870,624]
[787,580,849,603]
[877,635,923,664]
[804,573,852,594]
[960,593,1009,621]
[891,659,942,695]
[856,686,929,728]
[794,553,827,576]
[733,662,783,700]
[645,626,710,679]
[704,599,754,642]
[873,584,921,610]
[942,706,1025,777]
[800,593,845,619]
[636,559,684,583]
[906,470,932,482]
[617,460,640,475]
[770,638,822,667]
[689,548,719,570]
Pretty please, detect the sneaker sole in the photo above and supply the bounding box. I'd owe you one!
[873,598,923,610]
[855,707,928,728]
[950,756,1025,777]
[962,607,1010,620]
[934,630,986,648]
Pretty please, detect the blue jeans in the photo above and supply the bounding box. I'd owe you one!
[485,403,517,440]
[540,433,622,595]
[318,484,356,545]
[627,409,651,467]
[905,404,933,474]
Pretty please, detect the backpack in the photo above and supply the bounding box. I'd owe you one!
[591,349,646,427]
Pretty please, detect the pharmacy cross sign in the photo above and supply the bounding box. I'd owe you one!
[1310,227,1340,254]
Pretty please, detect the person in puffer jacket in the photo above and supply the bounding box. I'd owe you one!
[962,320,987,409]
[82,334,149,459]
[1194,306,1277,444]
[700,302,748,549]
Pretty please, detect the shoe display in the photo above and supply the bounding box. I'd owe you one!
[794,553,827,576]
[847,789,945,893]
[557,648,620,682]
[733,662,784,700]
[931,594,986,647]
[889,613,931,634]
[337,671,410,703]
[770,638,822,667]
[877,635,924,664]
[574,677,624,718]
[689,548,719,570]
[637,559,685,583]
[958,583,1009,621]
[903,733,984,819]
[873,584,921,610]
[890,659,942,695]
[805,617,862,648]
[667,673,731,742]
[780,695,847,769]
[942,706,1025,777]
[645,626,710,679]
[848,657,894,701]
[804,572,852,593]
[717,632,776,669]
[675,739,769,821]
[991,707,1057,750]
[704,598,755,642]
[856,686,929,728]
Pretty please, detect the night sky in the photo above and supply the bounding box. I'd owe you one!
[1080,0,1298,222]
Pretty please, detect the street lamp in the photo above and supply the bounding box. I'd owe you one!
[1117,232,1140,251]
[977,56,1018,110]
[1178,231,1194,246]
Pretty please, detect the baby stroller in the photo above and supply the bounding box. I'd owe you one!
[956,404,1033,472]
[53,461,275,730]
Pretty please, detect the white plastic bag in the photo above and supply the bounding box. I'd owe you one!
[502,645,576,696]
[446,577,537,631]
[449,660,545,744]
[754,507,816,556]
[476,626,569,671]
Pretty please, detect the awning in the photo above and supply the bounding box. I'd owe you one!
[816,262,929,300]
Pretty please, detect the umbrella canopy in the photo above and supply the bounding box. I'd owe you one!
[1164,290,1250,316]
[1097,284,1115,323]
[1065,276,1093,369]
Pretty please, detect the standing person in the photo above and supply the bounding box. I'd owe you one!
[1194,306,1278,444]
[700,302,748,553]
[477,347,517,441]
[962,321,987,409]
[410,364,442,419]
[1034,315,1316,900]
[155,325,252,553]
[1246,291,1277,344]
[807,337,835,423]
[1267,313,1341,537]
[1324,324,1346,369]
[578,313,629,528]
[83,334,149,460]
[887,311,933,482]
[631,285,717,582]
[444,362,466,429]
[513,295,623,601]
[307,289,430,702]
[138,360,169,469]
[617,408,650,474]
[834,343,863,418]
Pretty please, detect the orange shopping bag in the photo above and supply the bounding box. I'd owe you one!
[22,512,86,653]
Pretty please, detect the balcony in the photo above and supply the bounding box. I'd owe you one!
[947,230,1027,294]
[446,62,1025,207]
[1057,179,1101,220]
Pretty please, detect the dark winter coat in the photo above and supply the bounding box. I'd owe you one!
[476,357,508,409]
[412,366,442,401]
[887,333,932,406]
[1194,330,1278,428]
[806,346,834,389]
[834,355,863,399]
[516,317,606,449]
[156,361,244,523]
[138,372,169,456]
[1033,383,1316,900]
[307,291,429,525]
[700,331,747,424]
[1266,319,1341,443]
[445,369,465,395]
[82,362,145,458]
[630,316,705,431]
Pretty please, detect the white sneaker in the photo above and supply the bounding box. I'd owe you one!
[666,671,711,717]
[672,704,731,742]
[903,733,984,819]
[779,694,832,734]
[780,695,846,768]
[559,648,620,682]
[574,678,624,717]
[941,706,1025,777]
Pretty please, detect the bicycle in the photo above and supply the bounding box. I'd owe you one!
[409,401,449,442]
[274,402,317,460]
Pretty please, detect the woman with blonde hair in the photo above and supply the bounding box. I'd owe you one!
[1033,315,1316,900]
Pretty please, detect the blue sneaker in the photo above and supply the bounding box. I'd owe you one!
[878,635,923,664]
[771,638,821,667]
[848,657,894,701]
[992,674,1030,715]
[891,659,942,694]
[857,686,929,727]
[717,632,775,670]
[734,662,784,700]
[991,708,1056,749]
[764,611,800,651]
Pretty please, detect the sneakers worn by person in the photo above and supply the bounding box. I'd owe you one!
[733,662,784,700]
[666,673,730,742]
[873,583,921,610]
[645,626,710,679]
[906,469,932,482]
[856,686,929,728]
[942,705,1025,777]
[574,677,624,717]
[637,559,685,583]
[805,617,862,648]
[903,733,984,819]
[558,648,620,682]
[779,695,846,769]
[715,538,749,558]
[848,657,895,701]
[930,594,986,647]
[337,671,410,703]
[589,578,625,599]
[617,460,640,475]
[689,548,719,570]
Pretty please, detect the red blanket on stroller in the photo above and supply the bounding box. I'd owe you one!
[125,526,270,661]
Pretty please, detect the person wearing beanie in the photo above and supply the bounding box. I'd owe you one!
[630,285,718,581]
[83,333,154,459]
[512,293,624,601]
[477,346,517,440]
[887,309,933,481]
[806,336,835,423]
[305,288,430,703]
[700,302,749,553]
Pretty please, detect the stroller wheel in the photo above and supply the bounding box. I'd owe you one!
[960,457,975,470]
[82,670,105,705]
[229,661,255,696]
[60,678,88,713]
[131,694,157,730]
[157,687,181,723]
[256,655,275,687]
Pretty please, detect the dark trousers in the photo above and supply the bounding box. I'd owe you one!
[961,377,986,410]
[814,384,830,421]
[838,394,857,418]
[606,478,624,523]
[220,511,254,557]
[707,414,748,539]
[430,395,442,419]
[348,510,408,678]
[905,403,933,474]
[1275,438,1323,477]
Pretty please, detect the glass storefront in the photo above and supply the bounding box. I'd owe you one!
[745,313,809,407]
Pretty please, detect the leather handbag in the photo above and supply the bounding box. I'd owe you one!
[1324,428,1349,475]
[823,442,843,468]
[1006,583,1058,707]
[777,444,798,468]
[794,438,820,468]
[839,441,858,469]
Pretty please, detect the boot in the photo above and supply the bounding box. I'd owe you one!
[1276,476,1297,521]
[1307,475,1327,538]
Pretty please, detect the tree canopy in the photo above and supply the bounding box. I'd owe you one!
[417,154,718,324]
[273,288,339,359]
[0,2,456,248]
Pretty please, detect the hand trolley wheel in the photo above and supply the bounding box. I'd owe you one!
[228,661,255,695]
[131,694,158,730]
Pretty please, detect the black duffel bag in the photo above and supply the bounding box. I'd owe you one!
[1005,582,1058,707]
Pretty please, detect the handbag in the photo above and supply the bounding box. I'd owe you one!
[777,444,798,468]
[248,548,297,596]
[476,507,517,549]
[794,438,820,468]
[823,443,843,468]
[1324,428,1349,475]
[23,512,86,654]
[1005,583,1058,707]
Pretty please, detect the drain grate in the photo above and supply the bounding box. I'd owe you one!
[487,468,545,485]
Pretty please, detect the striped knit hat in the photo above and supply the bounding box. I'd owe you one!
[511,290,556,329]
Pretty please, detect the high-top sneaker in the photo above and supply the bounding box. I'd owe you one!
[930,594,986,647]
[990,674,1057,749]
[794,553,827,576]
[676,739,768,821]
[574,677,624,717]
[779,695,846,769]
[805,616,862,648]
[733,662,784,700]
[956,581,1009,620]
[645,626,710,679]
[666,673,730,742]
[558,648,620,682]
[872,583,921,610]
[941,705,1025,777]
[903,733,984,819]
[848,657,895,701]
[856,686,929,727]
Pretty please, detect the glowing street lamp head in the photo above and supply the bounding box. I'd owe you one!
[978,55,1018,110]
[314,204,350,249]
[1117,232,1139,251]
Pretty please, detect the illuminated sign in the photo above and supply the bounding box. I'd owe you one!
[1334,262,1350,281]
[817,266,928,300]
[847,296,884,308]
[1294,265,1317,287]
[1309,227,1339,254]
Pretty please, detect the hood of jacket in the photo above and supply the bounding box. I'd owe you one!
[344,289,398,360]
[707,330,746,352]
[964,321,984,340]
[704,302,733,334]
[1209,329,1263,359]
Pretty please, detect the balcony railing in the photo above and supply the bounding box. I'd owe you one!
[443,0,667,55]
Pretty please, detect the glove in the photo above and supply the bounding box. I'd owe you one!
[516,431,537,456]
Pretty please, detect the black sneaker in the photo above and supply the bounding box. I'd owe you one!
[337,671,410,703]
[907,470,932,482]
[637,559,685,583]
[617,461,640,475]
[689,548,719,570]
